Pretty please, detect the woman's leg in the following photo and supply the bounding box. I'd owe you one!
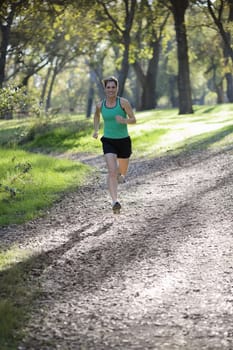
[118,158,129,176]
[104,153,118,203]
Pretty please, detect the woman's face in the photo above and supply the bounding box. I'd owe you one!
[105,81,118,98]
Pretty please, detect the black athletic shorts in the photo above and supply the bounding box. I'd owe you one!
[100,136,132,158]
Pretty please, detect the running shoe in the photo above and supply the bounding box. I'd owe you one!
[117,174,125,184]
[112,201,121,214]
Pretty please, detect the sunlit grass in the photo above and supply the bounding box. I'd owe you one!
[18,115,102,155]
[1,105,232,158]
[131,128,169,157]
[25,125,100,154]
[0,148,90,226]
[129,104,233,157]
[0,247,30,270]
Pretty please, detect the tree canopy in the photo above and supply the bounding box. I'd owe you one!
[0,0,232,116]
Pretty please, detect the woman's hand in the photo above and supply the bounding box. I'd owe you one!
[115,115,126,124]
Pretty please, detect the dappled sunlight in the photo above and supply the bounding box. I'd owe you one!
[0,247,31,271]
[153,120,233,155]
[35,214,233,348]
[129,107,233,157]
[0,119,29,129]
[161,121,231,144]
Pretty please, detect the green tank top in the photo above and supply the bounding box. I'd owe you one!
[101,96,128,139]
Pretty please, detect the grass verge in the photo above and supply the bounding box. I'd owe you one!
[0,148,90,226]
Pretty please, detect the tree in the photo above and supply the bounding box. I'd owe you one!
[162,0,193,114]
[206,0,233,101]
[207,0,233,62]
[132,0,170,110]
[96,0,137,96]
[18,2,99,111]
[0,0,28,87]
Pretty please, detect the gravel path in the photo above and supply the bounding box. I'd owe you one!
[1,148,233,350]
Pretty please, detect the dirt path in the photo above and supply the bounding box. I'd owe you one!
[1,148,233,350]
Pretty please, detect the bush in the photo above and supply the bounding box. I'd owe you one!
[0,85,40,119]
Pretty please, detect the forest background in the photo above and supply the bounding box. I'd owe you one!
[0,0,233,118]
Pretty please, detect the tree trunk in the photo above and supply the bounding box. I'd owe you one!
[119,0,137,96]
[93,66,105,100]
[86,70,95,118]
[134,75,141,111]
[46,68,57,112]
[224,4,233,102]
[216,81,224,104]
[169,75,179,108]
[97,0,137,96]
[132,61,145,111]
[170,0,193,114]
[133,39,161,111]
[20,60,48,89]
[40,65,53,106]
[207,61,225,104]
[207,0,233,63]
[0,1,25,88]
[0,24,10,88]
[225,72,233,102]
[118,33,130,97]
[143,40,160,110]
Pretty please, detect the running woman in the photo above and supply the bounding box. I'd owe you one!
[92,76,136,213]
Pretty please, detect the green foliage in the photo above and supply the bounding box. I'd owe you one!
[0,113,95,150]
[0,86,40,120]
[20,115,100,154]
[1,0,233,112]
[0,158,32,198]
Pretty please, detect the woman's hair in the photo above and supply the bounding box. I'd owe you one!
[102,76,119,88]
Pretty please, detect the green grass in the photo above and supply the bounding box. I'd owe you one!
[0,247,35,349]
[129,105,233,157]
[24,119,99,154]
[0,114,99,154]
[0,148,90,226]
